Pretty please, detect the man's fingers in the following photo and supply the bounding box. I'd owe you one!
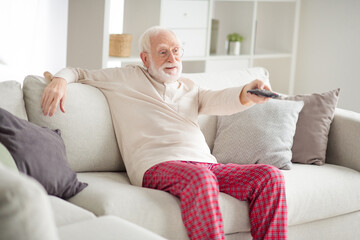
[49,96,61,116]
[246,92,270,104]
[257,81,265,90]
[263,85,272,91]
[42,92,57,116]
[42,93,51,115]
[43,89,66,116]
[49,104,56,117]
[43,71,53,81]
[60,93,66,113]
[43,98,53,116]
[41,92,46,110]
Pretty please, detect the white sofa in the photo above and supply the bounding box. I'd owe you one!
[0,163,167,240]
[1,68,360,240]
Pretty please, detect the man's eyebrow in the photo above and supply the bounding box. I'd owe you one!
[156,44,169,50]
[156,43,181,50]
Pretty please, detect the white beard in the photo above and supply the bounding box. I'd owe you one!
[148,58,182,83]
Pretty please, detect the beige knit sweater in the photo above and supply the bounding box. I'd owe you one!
[54,65,250,186]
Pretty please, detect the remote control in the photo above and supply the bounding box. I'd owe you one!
[247,89,279,98]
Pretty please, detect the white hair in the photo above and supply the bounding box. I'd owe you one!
[138,26,181,53]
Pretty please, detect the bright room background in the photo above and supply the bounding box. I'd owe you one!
[0,0,359,112]
[0,0,68,83]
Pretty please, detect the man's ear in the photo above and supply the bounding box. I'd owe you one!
[140,52,150,68]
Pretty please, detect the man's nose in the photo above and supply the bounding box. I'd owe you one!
[167,52,177,62]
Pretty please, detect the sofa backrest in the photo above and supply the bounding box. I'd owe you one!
[23,76,124,172]
[0,81,28,120]
[22,68,269,173]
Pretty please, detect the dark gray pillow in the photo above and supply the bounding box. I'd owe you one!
[0,107,87,199]
[283,89,340,165]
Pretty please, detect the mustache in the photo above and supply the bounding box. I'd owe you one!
[160,62,180,69]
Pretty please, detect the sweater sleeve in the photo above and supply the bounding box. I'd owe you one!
[53,67,122,84]
[198,86,251,116]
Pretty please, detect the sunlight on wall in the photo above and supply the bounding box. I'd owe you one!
[0,0,68,83]
[109,0,124,34]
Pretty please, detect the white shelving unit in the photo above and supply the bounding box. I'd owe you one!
[68,0,300,94]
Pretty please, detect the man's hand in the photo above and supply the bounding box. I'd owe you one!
[41,72,67,116]
[240,79,272,106]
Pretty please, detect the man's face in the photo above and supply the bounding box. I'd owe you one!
[143,31,183,82]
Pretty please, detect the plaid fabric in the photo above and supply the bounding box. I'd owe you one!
[142,161,287,240]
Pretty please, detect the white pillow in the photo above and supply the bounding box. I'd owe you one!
[212,99,304,169]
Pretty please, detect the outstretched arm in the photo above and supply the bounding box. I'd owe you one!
[198,79,272,115]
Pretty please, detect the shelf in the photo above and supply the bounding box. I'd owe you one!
[214,0,255,2]
[258,0,296,2]
[208,54,251,60]
[253,48,292,58]
[213,0,296,2]
[253,53,291,59]
[213,0,296,4]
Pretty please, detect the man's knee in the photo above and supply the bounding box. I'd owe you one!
[187,166,219,190]
[256,164,285,185]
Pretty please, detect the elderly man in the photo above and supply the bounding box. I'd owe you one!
[41,26,287,240]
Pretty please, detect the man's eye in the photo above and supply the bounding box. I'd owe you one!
[159,50,167,55]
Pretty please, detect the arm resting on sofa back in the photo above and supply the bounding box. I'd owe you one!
[326,108,360,172]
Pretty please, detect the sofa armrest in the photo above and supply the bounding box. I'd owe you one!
[0,164,59,240]
[326,108,360,171]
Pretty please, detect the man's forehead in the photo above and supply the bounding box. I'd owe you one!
[151,32,181,49]
[155,43,180,49]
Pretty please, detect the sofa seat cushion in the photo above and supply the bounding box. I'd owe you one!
[284,163,360,226]
[48,196,96,227]
[69,172,250,238]
[58,216,166,240]
[68,172,190,240]
[68,164,360,238]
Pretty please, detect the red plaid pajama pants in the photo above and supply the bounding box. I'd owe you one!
[142,161,287,240]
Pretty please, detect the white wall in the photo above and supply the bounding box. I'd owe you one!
[295,0,360,112]
[0,0,68,83]
[67,0,110,69]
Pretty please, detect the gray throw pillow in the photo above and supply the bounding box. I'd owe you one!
[213,99,304,170]
[0,107,87,199]
[283,89,340,165]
